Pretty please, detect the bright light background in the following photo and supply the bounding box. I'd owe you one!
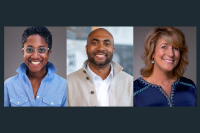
[67,26,133,76]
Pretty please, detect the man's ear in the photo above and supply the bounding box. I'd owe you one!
[85,45,88,54]
[113,47,115,52]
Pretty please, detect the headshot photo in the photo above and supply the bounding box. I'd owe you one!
[4,26,67,107]
[67,26,133,106]
[134,27,196,107]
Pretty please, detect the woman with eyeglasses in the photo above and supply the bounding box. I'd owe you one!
[134,27,196,107]
[4,26,66,107]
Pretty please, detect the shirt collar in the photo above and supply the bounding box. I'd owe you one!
[16,62,57,76]
[86,62,114,81]
[82,60,123,77]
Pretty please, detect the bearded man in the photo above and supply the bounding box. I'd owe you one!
[67,28,133,106]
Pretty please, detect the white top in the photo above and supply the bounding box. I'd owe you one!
[86,63,114,106]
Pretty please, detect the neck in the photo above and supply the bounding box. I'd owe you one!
[27,67,47,80]
[147,66,177,85]
[88,61,111,80]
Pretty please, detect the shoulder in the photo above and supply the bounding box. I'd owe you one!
[134,77,141,84]
[4,75,21,92]
[117,71,133,79]
[179,77,195,84]
[113,71,133,86]
[134,77,148,92]
[178,77,196,89]
[4,74,20,85]
[53,73,66,83]
[67,68,85,81]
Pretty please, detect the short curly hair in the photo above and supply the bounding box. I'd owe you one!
[22,26,52,49]
[140,27,188,78]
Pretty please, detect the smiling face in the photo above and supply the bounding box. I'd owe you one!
[22,34,51,73]
[152,38,180,73]
[86,29,115,66]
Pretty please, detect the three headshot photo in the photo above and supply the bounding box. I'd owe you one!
[4,26,196,107]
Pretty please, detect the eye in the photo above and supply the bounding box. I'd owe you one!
[174,47,179,51]
[161,46,167,49]
[26,48,34,53]
[92,42,98,45]
[105,43,110,46]
[38,48,46,53]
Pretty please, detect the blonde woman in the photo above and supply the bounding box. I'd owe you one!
[134,27,196,107]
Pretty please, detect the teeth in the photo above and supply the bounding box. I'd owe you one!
[163,59,173,63]
[32,62,40,64]
[96,55,105,57]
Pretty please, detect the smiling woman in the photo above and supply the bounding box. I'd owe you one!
[23,34,51,73]
[4,26,67,107]
[134,27,196,107]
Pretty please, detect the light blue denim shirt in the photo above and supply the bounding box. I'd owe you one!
[4,62,67,107]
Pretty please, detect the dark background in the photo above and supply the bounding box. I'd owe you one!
[1,1,199,133]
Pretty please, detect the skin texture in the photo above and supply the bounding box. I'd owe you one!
[143,38,180,97]
[86,28,115,80]
[22,34,52,98]
[153,38,180,74]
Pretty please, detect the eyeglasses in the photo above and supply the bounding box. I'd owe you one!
[22,47,49,55]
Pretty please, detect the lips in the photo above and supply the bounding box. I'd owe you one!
[94,52,107,59]
[96,55,105,57]
[29,60,42,66]
[31,61,41,64]
[163,59,174,63]
[95,53,107,59]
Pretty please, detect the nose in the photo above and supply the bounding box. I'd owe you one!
[168,47,175,57]
[97,42,106,51]
[31,49,40,58]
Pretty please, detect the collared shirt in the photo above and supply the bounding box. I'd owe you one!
[4,62,67,107]
[86,63,114,106]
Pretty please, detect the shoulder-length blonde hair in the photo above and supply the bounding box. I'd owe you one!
[140,27,188,77]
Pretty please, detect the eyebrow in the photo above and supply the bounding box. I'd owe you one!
[26,45,46,48]
[92,39,111,42]
[160,43,168,46]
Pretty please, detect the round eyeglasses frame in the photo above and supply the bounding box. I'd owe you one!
[22,47,49,55]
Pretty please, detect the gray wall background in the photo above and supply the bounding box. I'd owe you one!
[4,27,66,81]
[134,27,196,85]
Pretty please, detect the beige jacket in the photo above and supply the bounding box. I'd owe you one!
[67,60,133,106]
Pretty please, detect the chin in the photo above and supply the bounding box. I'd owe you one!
[163,67,174,73]
[96,60,110,66]
[29,69,42,73]
[28,66,45,72]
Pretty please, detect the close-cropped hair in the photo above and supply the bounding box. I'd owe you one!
[140,27,188,77]
[22,26,52,49]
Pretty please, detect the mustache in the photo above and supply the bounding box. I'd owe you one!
[93,51,107,55]
[94,50,107,54]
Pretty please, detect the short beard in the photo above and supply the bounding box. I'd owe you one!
[87,50,113,66]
